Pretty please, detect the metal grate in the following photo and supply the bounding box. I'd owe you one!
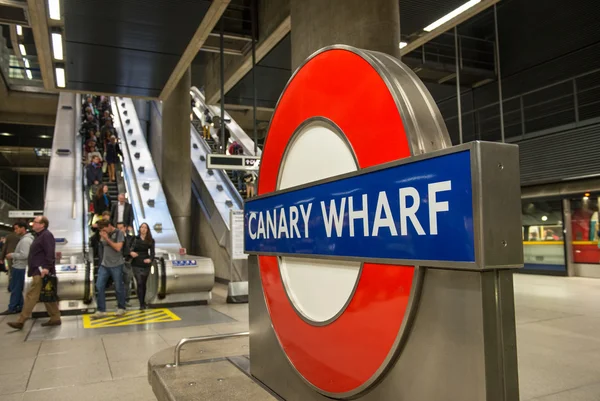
[519,125,600,185]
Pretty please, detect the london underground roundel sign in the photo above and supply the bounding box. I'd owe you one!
[251,46,451,398]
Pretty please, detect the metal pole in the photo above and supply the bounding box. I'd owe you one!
[220,17,226,153]
[573,79,579,123]
[494,4,505,142]
[454,27,463,144]
[251,0,258,155]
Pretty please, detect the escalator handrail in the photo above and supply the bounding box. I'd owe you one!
[83,259,92,304]
[158,257,166,299]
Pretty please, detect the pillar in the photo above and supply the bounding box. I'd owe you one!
[290,0,401,70]
[161,68,192,250]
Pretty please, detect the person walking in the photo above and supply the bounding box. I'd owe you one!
[0,221,32,315]
[129,223,155,310]
[0,223,22,292]
[7,216,61,329]
[91,220,126,318]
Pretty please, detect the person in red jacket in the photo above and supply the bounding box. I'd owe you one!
[7,216,61,330]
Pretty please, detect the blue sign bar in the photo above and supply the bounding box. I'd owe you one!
[172,260,198,267]
[244,150,475,265]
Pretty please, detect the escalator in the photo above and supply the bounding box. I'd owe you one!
[112,97,215,305]
[148,88,259,291]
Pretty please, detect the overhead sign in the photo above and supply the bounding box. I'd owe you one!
[8,210,43,218]
[207,154,260,171]
[171,260,198,267]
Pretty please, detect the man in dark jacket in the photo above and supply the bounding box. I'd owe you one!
[111,194,134,229]
[7,216,61,329]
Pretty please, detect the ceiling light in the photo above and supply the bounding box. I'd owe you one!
[16,25,22,36]
[48,0,61,20]
[26,69,32,80]
[55,67,65,88]
[399,41,407,49]
[39,135,51,139]
[541,216,548,222]
[423,0,481,32]
[51,33,63,60]
[23,58,30,68]
[0,133,14,137]
[585,192,591,197]
[583,196,589,201]
[19,44,26,56]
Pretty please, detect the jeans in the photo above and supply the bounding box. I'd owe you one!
[133,266,150,306]
[123,262,133,302]
[96,264,126,312]
[8,268,25,312]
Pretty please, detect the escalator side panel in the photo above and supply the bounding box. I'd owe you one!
[44,93,84,256]
[112,98,181,254]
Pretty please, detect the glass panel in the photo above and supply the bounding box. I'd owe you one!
[521,199,566,273]
[570,194,600,265]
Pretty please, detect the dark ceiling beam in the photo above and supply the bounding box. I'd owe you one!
[400,0,500,56]
[160,0,231,100]
[26,0,55,91]
[0,112,55,126]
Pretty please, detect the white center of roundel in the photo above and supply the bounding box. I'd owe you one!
[277,120,361,323]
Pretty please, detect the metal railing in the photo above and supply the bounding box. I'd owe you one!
[168,332,250,367]
[442,68,600,144]
[406,32,496,72]
[0,178,32,210]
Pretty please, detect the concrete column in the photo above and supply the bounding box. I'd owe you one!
[161,68,192,250]
[290,0,401,70]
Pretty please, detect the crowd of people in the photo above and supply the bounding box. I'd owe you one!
[193,100,257,198]
[82,95,156,315]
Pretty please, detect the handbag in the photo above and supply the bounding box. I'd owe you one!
[39,275,59,303]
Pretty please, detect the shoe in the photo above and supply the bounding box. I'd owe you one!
[0,310,18,316]
[140,304,147,310]
[90,311,107,319]
[41,320,62,327]
[115,309,126,316]
[6,321,23,330]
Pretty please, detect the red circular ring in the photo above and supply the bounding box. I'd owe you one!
[258,49,416,396]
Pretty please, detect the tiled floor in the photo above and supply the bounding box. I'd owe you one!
[0,277,248,401]
[1,273,600,400]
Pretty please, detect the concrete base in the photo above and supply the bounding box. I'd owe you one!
[148,336,276,401]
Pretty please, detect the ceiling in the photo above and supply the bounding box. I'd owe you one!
[63,0,213,97]
[0,123,53,148]
[400,0,472,37]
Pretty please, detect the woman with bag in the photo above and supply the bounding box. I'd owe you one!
[129,223,155,309]
[92,185,111,225]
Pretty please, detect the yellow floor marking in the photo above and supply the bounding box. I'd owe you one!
[82,308,181,329]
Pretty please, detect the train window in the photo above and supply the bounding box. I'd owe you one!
[521,199,566,274]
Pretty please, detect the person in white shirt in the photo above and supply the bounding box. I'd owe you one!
[110,193,133,230]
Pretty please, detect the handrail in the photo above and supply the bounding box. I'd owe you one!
[158,257,166,299]
[83,259,92,304]
[169,332,250,367]
[113,98,146,219]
